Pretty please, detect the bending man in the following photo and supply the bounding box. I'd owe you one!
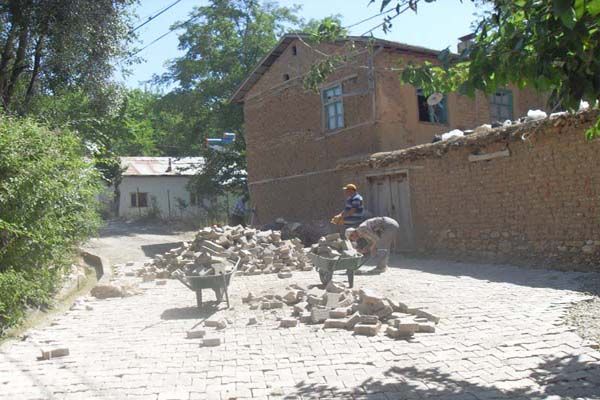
[345,216,400,272]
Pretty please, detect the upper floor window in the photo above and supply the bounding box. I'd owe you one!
[417,88,448,124]
[292,45,297,56]
[490,89,513,122]
[323,85,344,131]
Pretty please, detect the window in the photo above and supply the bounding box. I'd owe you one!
[130,192,148,208]
[283,73,290,81]
[490,89,513,122]
[417,89,448,124]
[292,45,297,56]
[322,85,344,131]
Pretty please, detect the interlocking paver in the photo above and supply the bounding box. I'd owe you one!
[2,256,600,400]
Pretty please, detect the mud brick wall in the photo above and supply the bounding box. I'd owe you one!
[340,111,600,270]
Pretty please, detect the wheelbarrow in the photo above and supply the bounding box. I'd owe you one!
[307,252,370,288]
[175,257,240,309]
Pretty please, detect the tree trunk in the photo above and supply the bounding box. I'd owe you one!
[24,32,44,111]
[4,24,29,108]
[0,24,18,108]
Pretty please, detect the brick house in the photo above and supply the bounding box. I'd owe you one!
[231,34,547,232]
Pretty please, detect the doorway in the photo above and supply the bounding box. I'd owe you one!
[367,172,415,251]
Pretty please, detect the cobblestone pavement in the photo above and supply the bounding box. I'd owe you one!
[2,257,600,400]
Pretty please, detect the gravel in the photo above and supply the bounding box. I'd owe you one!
[566,275,600,348]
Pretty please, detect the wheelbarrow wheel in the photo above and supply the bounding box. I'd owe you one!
[319,269,333,285]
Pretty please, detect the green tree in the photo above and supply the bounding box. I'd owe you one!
[157,0,301,195]
[0,0,135,114]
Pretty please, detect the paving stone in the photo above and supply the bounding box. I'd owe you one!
[186,330,206,339]
[201,337,221,347]
[311,308,330,324]
[279,318,298,328]
[354,322,382,336]
[323,319,349,329]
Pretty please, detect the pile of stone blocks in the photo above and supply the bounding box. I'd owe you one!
[243,281,439,339]
[149,225,312,278]
[309,233,360,258]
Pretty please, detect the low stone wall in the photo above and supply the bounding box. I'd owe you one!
[339,111,600,270]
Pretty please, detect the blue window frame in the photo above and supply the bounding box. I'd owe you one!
[322,85,344,131]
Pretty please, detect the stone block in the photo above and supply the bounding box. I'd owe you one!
[359,288,385,306]
[279,318,298,328]
[323,318,349,329]
[277,272,292,279]
[359,315,379,325]
[354,322,381,336]
[395,323,419,336]
[269,300,284,309]
[142,273,156,282]
[38,348,69,361]
[293,302,308,315]
[374,305,393,319]
[205,318,227,329]
[325,280,345,293]
[310,308,330,324]
[248,316,258,325]
[307,294,324,306]
[346,312,361,329]
[283,290,300,305]
[386,326,414,339]
[202,337,221,347]
[155,280,167,286]
[186,330,206,339]
[329,308,350,319]
[325,292,341,308]
[417,324,436,333]
[299,312,312,324]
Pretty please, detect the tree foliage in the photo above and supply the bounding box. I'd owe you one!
[157,0,301,195]
[0,0,135,114]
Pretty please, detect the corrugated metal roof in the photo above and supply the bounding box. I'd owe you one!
[229,33,443,104]
[120,157,204,176]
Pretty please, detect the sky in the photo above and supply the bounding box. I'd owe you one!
[122,0,486,89]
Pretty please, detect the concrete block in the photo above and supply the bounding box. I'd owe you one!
[186,330,206,339]
[299,312,312,324]
[155,280,167,286]
[396,323,419,336]
[277,272,292,279]
[293,302,308,315]
[325,292,341,308]
[307,294,324,306]
[283,290,300,305]
[269,301,284,309]
[205,318,227,329]
[279,318,298,328]
[374,305,394,319]
[354,322,381,336]
[359,288,385,305]
[386,326,414,339]
[248,316,258,325]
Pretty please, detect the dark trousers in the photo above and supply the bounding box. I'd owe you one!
[229,214,246,227]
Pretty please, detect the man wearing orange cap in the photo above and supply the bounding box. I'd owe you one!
[331,184,365,228]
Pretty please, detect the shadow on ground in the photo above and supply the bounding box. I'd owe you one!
[141,242,184,258]
[160,306,219,321]
[98,219,197,238]
[392,255,599,294]
[291,354,600,399]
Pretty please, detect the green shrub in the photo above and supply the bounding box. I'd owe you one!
[0,115,101,332]
[0,268,61,333]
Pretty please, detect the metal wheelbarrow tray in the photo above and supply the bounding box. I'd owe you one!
[175,257,240,308]
[307,252,368,288]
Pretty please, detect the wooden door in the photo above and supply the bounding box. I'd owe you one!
[367,173,415,251]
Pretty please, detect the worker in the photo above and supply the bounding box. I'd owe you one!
[230,193,250,227]
[345,216,400,273]
[331,184,365,228]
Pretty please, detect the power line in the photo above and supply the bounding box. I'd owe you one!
[360,2,414,36]
[129,0,184,35]
[128,13,200,58]
[344,4,400,30]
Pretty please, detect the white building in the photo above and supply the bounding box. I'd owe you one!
[118,157,205,219]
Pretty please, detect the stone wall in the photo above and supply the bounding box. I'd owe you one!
[339,111,600,269]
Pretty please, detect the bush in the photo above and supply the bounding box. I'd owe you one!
[0,116,101,332]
